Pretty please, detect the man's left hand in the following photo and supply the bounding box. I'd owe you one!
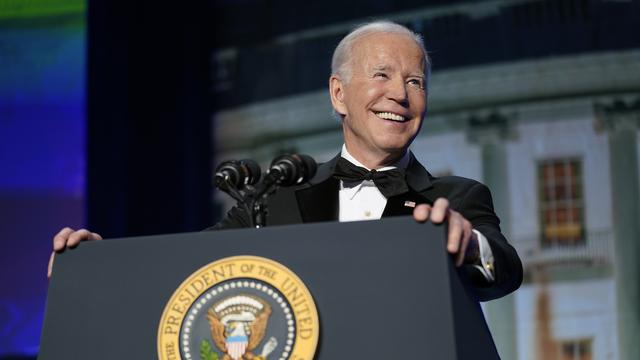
[413,198,479,266]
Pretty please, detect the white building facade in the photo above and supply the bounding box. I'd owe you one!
[213,48,640,359]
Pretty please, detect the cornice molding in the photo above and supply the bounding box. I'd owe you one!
[594,97,640,133]
[215,50,640,152]
[466,111,519,145]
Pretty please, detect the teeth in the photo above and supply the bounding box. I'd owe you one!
[375,112,406,122]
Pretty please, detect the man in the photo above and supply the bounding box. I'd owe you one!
[50,21,522,301]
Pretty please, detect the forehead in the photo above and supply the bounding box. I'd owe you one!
[350,32,425,72]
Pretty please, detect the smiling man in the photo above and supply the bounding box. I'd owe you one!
[50,21,522,301]
[212,21,522,301]
[329,23,521,301]
[330,27,427,169]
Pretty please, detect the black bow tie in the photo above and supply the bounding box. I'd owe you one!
[333,157,409,198]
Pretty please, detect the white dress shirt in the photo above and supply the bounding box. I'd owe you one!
[338,145,410,222]
[337,145,495,282]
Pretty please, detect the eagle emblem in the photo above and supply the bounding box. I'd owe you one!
[206,294,278,360]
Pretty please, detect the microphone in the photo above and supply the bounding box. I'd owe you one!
[213,155,316,228]
[214,159,261,190]
[267,154,318,186]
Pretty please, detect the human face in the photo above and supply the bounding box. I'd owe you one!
[330,32,427,168]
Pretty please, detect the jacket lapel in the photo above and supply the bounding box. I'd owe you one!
[382,152,435,217]
[294,154,340,223]
[296,178,339,222]
[382,189,430,217]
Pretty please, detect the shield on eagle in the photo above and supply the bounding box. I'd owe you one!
[226,334,248,360]
[206,294,273,360]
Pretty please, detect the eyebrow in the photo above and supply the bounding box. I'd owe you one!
[370,64,425,78]
[372,64,389,71]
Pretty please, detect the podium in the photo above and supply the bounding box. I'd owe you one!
[39,216,499,359]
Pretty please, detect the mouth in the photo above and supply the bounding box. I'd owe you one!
[374,111,408,122]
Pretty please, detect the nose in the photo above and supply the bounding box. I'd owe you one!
[386,77,409,105]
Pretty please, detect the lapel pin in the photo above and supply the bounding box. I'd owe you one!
[404,201,416,208]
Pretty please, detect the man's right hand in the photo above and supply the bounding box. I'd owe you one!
[48,227,103,278]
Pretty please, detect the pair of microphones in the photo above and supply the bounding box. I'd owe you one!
[214,154,318,227]
[214,154,317,191]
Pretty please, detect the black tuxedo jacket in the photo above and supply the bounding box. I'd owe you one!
[210,154,523,301]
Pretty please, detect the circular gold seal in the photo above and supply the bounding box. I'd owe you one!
[158,256,319,360]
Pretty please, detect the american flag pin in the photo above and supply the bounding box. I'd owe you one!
[404,201,416,208]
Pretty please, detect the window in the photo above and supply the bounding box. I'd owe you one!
[538,159,584,247]
[559,338,592,360]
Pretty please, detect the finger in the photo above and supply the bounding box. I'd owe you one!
[91,232,103,241]
[430,198,450,224]
[413,204,431,223]
[47,252,55,279]
[53,227,74,251]
[67,229,93,248]
[447,212,463,255]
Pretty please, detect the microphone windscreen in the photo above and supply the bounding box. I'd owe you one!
[297,154,317,181]
[270,154,317,186]
[215,159,262,189]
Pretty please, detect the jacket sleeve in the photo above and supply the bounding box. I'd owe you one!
[456,182,523,302]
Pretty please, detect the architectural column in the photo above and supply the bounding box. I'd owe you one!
[467,112,518,360]
[595,99,640,360]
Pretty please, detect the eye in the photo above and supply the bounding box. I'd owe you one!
[407,78,425,89]
[374,72,388,79]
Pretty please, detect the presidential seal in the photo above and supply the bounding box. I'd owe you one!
[158,256,319,360]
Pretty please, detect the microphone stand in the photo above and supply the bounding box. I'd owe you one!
[216,174,279,228]
[248,169,283,228]
[216,177,254,225]
[215,154,316,228]
[252,199,267,228]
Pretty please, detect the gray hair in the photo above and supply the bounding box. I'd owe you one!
[331,21,431,83]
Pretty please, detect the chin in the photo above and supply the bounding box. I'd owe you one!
[377,144,409,156]
[376,138,413,152]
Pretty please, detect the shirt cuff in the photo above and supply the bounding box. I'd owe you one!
[471,229,495,283]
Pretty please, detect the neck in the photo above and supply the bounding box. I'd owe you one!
[344,144,407,170]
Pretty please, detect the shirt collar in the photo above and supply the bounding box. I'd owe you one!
[340,144,410,171]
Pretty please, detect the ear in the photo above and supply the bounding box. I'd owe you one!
[329,75,347,116]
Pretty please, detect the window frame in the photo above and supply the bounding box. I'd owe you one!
[537,157,586,248]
